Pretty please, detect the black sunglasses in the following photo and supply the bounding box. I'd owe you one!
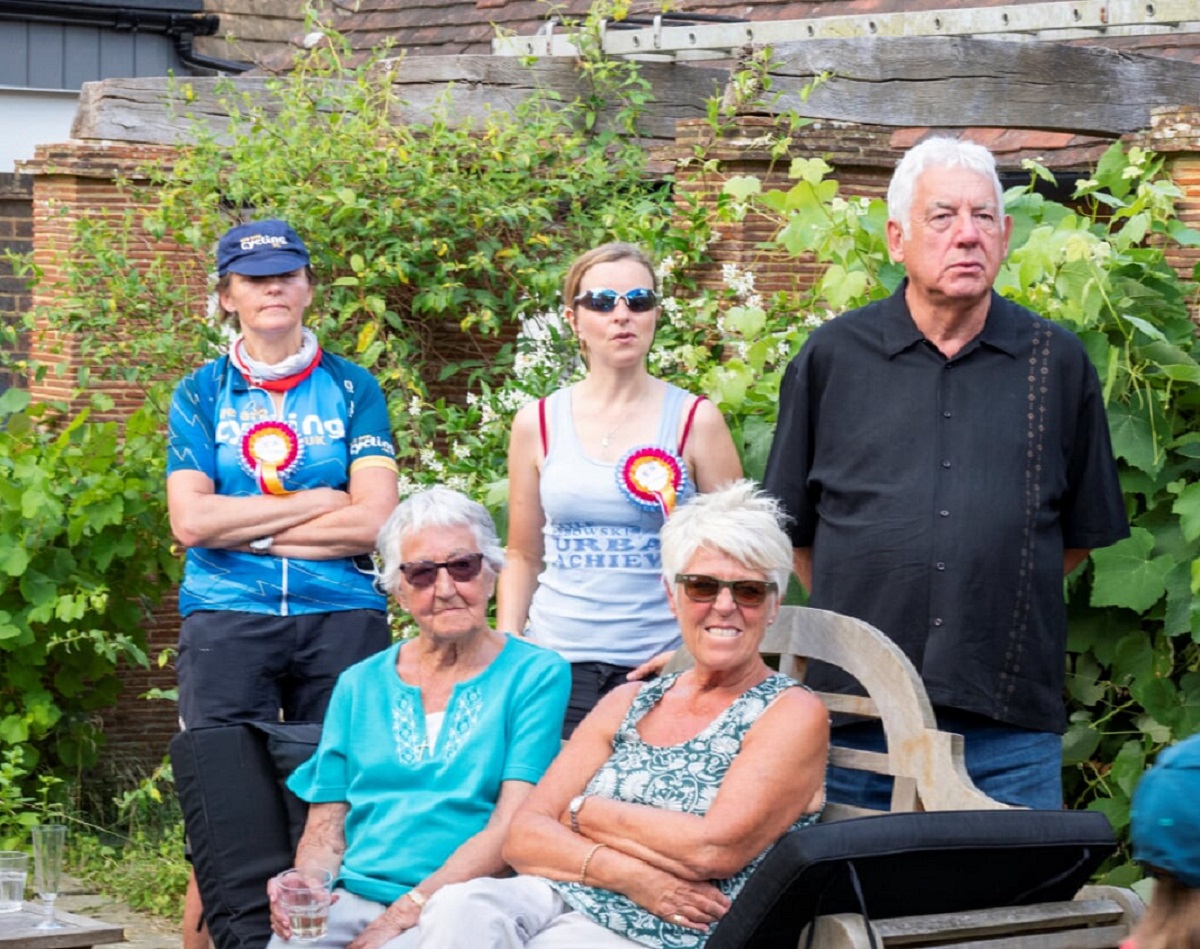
[399,553,485,588]
[572,288,660,313]
[675,573,778,608]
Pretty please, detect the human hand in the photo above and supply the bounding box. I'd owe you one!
[627,650,674,681]
[629,870,729,931]
[268,875,341,940]
[345,898,419,949]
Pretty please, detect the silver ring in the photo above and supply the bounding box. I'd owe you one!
[671,914,685,924]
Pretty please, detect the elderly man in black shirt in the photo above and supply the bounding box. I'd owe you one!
[763,137,1128,810]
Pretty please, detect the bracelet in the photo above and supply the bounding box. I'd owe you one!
[405,889,428,911]
[579,843,607,886]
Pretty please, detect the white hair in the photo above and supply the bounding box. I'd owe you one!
[887,137,1004,238]
[660,480,793,596]
[376,486,505,594]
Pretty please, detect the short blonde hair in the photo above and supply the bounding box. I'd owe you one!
[660,480,793,596]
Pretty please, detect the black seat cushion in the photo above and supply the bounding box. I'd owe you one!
[706,809,1116,949]
[171,721,321,949]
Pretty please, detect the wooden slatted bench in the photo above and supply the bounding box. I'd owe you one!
[667,605,1143,949]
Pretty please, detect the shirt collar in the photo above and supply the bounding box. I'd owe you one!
[879,279,1023,360]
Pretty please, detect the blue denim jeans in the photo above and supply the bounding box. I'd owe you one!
[826,709,1063,810]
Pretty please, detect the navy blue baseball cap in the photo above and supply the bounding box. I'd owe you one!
[1130,734,1200,887]
[217,220,311,277]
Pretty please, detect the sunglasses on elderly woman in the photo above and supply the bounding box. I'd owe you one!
[572,288,660,313]
[675,574,778,608]
[399,553,485,588]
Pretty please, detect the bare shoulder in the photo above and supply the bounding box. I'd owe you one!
[511,398,542,432]
[754,684,830,741]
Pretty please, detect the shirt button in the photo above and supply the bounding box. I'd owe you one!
[943,411,952,418]
[941,460,952,469]
[932,618,944,627]
[936,562,946,571]
[939,510,950,517]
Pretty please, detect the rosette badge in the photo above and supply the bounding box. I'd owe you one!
[241,421,302,495]
[617,446,690,518]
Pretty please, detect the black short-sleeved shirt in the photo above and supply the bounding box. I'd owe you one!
[764,283,1129,733]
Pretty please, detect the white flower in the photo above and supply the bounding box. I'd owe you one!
[447,474,469,491]
[466,391,479,407]
[419,447,437,466]
[408,395,423,416]
[452,442,471,460]
[720,263,757,298]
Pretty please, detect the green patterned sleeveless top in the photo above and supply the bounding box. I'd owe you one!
[550,671,823,948]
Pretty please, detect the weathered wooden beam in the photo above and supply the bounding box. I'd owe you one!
[71,55,729,147]
[769,37,1200,135]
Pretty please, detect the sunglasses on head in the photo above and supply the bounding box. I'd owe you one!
[675,573,778,608]
[572,288,660,313]
[399,553,485,588]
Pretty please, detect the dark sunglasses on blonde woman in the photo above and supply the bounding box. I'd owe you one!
[572,288,660,313]
[399,553,485,588]
[674,574,778,608]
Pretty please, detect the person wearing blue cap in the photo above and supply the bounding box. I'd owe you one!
[1124,734,1200,949]
[166,219,400,947]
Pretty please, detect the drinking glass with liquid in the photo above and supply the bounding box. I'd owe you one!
[275,867,334,942]
[0,851,29,913]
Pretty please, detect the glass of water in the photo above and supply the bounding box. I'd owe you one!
[31,825,66,930]
[275,867,333,942]
[0,851,28,914]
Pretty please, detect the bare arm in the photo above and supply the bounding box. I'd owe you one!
[683,398,742,492]
[346,780,535,949]
[268,802,348,941]
[269,464,399,560]
[1064,548,1091,576]
[502,686,732,931]
[574,687,828,879]
[167,469,351,550]
[168,464,396,560]
[792,547,813,594]
[496,402,545,634]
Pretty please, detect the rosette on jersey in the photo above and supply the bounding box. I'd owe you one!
[616,446,690,518]
[241,420,301,495]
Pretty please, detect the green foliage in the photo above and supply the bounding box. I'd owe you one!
[717,139,1200,876]
[0,388,179,798]
[72,760,189,919]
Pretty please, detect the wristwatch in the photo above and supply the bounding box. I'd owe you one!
[249,536,274,555]
[568,794,588,834]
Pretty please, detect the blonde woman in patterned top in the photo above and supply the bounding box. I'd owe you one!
[416,481,829,949]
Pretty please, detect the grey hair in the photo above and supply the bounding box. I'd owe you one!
[887,137,1004,238]
[660,480,793,597]
[376,486,505,594]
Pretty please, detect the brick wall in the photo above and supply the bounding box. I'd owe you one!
[1136,106,1200,308]
[0,173,32,394]
[21,141,206,769]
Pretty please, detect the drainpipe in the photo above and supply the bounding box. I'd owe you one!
[0,1,252,74]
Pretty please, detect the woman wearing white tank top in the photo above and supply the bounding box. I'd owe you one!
[499,242,742,736]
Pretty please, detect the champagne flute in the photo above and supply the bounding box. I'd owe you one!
[31,824,66,930]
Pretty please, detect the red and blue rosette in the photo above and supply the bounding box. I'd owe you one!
[616,446,690,518]
[241,420,301,495]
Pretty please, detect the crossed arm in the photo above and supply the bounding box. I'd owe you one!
[501,682,828,931]
[167,463,398,560]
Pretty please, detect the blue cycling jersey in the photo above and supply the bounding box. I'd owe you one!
[167,351,398,617]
